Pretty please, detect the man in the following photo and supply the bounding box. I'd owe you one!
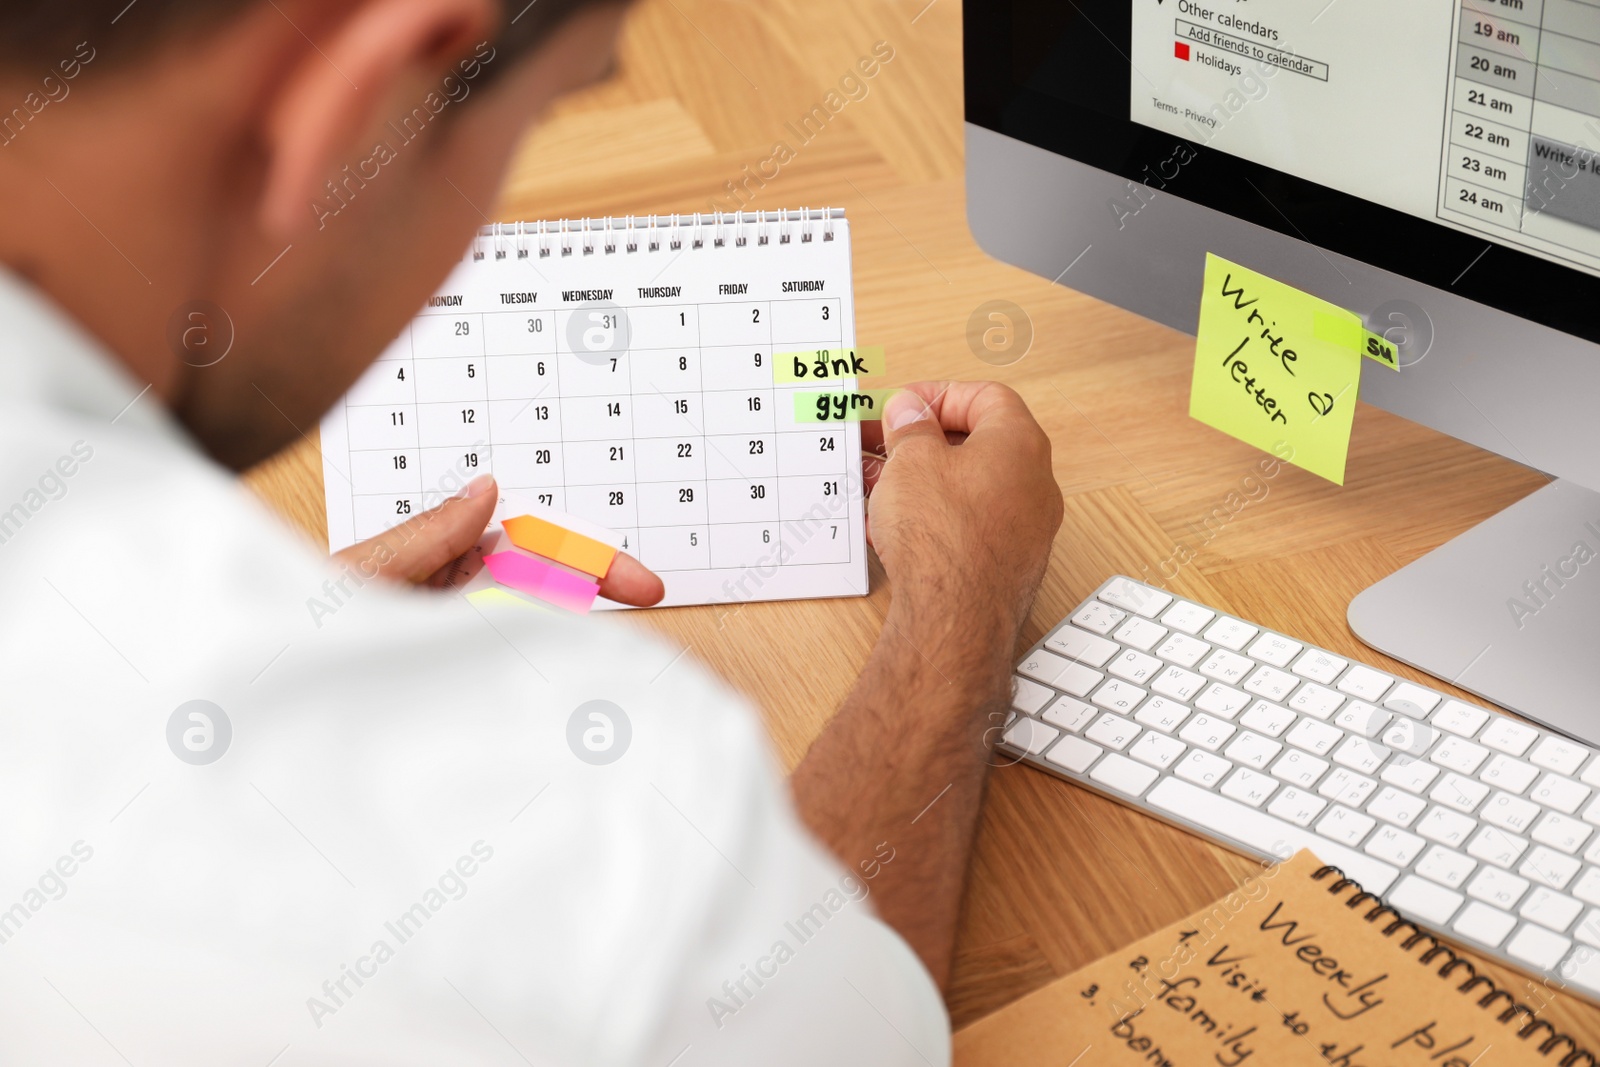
[0,1,1063,1063]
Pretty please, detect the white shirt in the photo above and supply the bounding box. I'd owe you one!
[0,271,948,1066]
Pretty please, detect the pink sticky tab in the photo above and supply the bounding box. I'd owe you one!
[482,552,600,614]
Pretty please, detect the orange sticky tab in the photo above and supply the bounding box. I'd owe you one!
[501,514,617,579]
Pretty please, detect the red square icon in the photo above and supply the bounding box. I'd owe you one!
[1175,42,1191,61]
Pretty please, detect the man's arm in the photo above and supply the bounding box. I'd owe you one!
[790,381,1063,990]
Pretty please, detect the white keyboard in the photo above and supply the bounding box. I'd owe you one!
[1001,576,1600,999]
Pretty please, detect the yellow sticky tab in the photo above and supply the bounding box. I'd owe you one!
[1190,254,1361,485]
[793,389,899,423]
[774,346,887,383]
[465,587,552,613]
[1361,329,1400,371]
[501,514,617,579]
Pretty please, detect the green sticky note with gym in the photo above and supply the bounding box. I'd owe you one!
[1190,253,1378,486]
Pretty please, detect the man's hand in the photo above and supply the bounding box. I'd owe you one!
[864,381,1063,643]
[793,380,1062,991]
[329,474,665,606]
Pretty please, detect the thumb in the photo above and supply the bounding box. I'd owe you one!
[881,389,944,452]
[331,473,499,584]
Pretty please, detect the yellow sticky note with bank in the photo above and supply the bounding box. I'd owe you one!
[774,346,887,384]
[1190,253,1389,486]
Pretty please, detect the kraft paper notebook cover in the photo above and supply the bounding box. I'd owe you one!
[955,851,1599,1067]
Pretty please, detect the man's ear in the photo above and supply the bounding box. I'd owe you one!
[259,0,499,238]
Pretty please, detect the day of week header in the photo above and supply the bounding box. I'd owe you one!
[428,294,464,307]
[719,283,749,295]
[782,279,825,292]
[561,288,614,302]
[637,286,682,299]
[500,292,537,304]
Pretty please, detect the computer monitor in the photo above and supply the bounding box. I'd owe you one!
[964,0,1600,743]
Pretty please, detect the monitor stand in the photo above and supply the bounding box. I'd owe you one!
[1348,479,1600,746]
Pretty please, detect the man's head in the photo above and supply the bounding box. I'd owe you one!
[0,0,627,468]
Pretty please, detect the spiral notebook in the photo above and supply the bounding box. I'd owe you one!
[955,850,1600,1067]
[319,209,869,609]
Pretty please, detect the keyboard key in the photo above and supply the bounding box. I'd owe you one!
[1428,735,1490,775]
[1268,787,1327,827]
[1271,750,1329,789]
[1290,648,1347,685]
[1243,666,1297,703]
[1365,825,1426,867]
[1481,754,1540,795]
[1381,719,1441,760]
[1429,773,1490,814]
[1417,806,1477,848]
[1003,717,1061,755]
[1560,947,1600,996]
[1129,731,1186,770]
[1042,696,1097,733]
[1481,718,1539,757]
[1432,700,1489,738]
[1367,787,1426,828]
[1467,865,1530,909]
[1532,812,1593,855]
[1108,649,1163,685]
[1019,650,1101,696]
[1072,600,1127,635]
[1202,617,1257,651]
[1467,826,1528,869]
[1150,665,1204,702]
[1221,767,1278,807]
[1194,684,1250,720]
[1317,767,1377,807]
[1521,887,1583,933]
[1286,719,1342,757]
[1337,665,1394,703]
[1247,633,1302,668]
[1334,701,1390,738]
[1179,714,1236,752]
[1134,697,1189,733]
[1482,792,1541,835]
[1506,924,1571,970]
[1159,601,1214,635]
[1154,632,1210,669]
[1316,805,1375,846]
[1045,625,1119,667]
[1199,649,1253,686]
[1331,737,1388,776]
[1085,713,1139,751]
[1090,679,1146,715]
[1224,731,1282,770]
[1521,846,1582,890]
[1453,902,1518,947]
[1531,773,1591,815]
[1380,756,1440,794]
[1113,617,1168,652]
[1045,735,1102,774]
[1011,676,1053,714]
[1531,736,1591,776]
[1576,871,1600,907]
[1089,752,1161,797]
[1582,759,1600,791]
[1416,845,1476,888]
[1389,875,1463,924]
[1384,682,1441,718]
[1239,700,1294,737]
[1287,683,1345,721]
[1099,578,1171,618]
[1145,777,1399,893]
[1173,750,1232,788]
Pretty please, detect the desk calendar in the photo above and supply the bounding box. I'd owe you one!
[319,209,870,609]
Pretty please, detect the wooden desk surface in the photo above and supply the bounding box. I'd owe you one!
[244,0,1597,1045]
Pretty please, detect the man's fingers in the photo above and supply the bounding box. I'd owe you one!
[599,551,665,606]
[880,389,949,453]
[892,381,1037,438]
[332,474,498,584]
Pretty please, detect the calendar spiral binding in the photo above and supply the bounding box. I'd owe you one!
[469,208,844,262]
[1309,864,1598,1064]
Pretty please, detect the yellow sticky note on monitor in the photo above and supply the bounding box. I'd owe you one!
[1191,253,1365,485]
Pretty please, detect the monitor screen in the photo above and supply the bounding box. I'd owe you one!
[966,0,1600,345]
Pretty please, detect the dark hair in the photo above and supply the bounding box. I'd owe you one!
[0,0,614,77]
